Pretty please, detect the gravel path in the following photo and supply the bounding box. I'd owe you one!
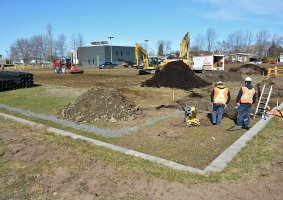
[0,104,177,137]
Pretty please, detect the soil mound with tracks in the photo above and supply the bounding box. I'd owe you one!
[197,71,242,84]
[229,64,267,75]
[141,61,210,90]
[59,87,142,122]
[256,77,283,97]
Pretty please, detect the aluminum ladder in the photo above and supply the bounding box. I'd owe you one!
[254,84,273,119]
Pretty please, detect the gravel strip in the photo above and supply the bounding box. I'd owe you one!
[0,104,176,137]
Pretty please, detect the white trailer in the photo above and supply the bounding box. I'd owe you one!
[192,55,224,72]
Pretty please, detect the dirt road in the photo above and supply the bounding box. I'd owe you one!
[1,118,282,200]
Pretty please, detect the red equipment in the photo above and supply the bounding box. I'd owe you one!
[53,59,84,74]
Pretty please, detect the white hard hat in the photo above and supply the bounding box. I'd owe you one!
[217,81,223,85]
[245,77,252,82]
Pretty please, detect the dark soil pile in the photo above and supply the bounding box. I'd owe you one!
[256,77,283,97]
[198,71,242,84]
[141,61,210,90]
[59,87,142,122]
[229,64,267,75]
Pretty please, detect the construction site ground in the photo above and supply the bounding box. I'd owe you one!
[0,66,281,168]
[0,114,282,199]
[0,64,282,199]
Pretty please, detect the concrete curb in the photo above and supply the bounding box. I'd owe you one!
[204,103,283,173]
[0,112,204,175]
[1,102,281,174]
[0,104,177,137]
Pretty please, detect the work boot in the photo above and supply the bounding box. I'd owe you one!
[234,125,242,129]
[242,126,250,130]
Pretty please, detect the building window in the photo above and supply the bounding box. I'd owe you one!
[116,51,118,56]
[121,51,123,56]
[88,60,90,65]
[93,60,95,64]
[127,51,129,55]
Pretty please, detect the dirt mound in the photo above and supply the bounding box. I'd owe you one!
[229,64,267,75]
[198,71,242,84]
[256,77,283,97]
[59,87,142,122]
[141,61,210,90]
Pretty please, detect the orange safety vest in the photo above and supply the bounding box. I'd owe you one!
[240,87,255,104]
[214,87,229,104]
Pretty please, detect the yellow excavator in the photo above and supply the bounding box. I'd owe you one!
[135,43,160,75]
[159,32,191,67]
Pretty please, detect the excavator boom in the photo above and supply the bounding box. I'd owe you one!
[135,43,159,75]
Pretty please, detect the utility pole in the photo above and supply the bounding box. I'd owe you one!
[108,36,114,62]
[145,39,149,51]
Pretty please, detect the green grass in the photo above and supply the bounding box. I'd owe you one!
[0,85,77,115]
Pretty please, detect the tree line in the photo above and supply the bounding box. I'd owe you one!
[8,25,283,64]
[155,27,283,60]
[9,23,85,64]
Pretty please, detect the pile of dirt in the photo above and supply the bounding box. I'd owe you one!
[197,71,242,84]
[59,87,142,122]
[229,64,267,75]
[141,61,210,90]
[256,77,283,97]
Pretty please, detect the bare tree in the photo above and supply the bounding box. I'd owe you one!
[226,33,235,53]
[10,43,19,63]
[30,35,43,64]
[205,27,217,53]
[12,38,32,64]
[77,33,85,47]
[40,36,49,63]
[46,23,53,61]
[156,40,165,56]
[256,29,270,59]
[214,40,229,54]
[234,31,245,52]
[70,33,77,51]
[192,34,205,55]
[244,31,253,53]
[268,34,283,57]
[164,40,172,55]
[56,34,67,59]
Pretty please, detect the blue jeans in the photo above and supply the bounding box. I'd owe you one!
[237,104,252,128]
[212,103,225,125]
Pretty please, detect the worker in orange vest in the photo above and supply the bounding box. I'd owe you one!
[211,81,231,126]
[235,77,256,130]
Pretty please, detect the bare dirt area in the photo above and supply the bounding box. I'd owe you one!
[0,118,282,200]
[32,68,148,89]
[197,71,242,84]
[229,64,268,75]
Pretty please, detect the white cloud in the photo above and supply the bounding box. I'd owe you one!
[197,0,283,21]
[203,10,242,21]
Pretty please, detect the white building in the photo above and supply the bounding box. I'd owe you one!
[230,53,257,64]
[280,53,283,63]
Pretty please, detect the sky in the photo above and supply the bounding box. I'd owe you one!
[1,0,283,56]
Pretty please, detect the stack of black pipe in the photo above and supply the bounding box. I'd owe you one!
[0,71,34,92]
